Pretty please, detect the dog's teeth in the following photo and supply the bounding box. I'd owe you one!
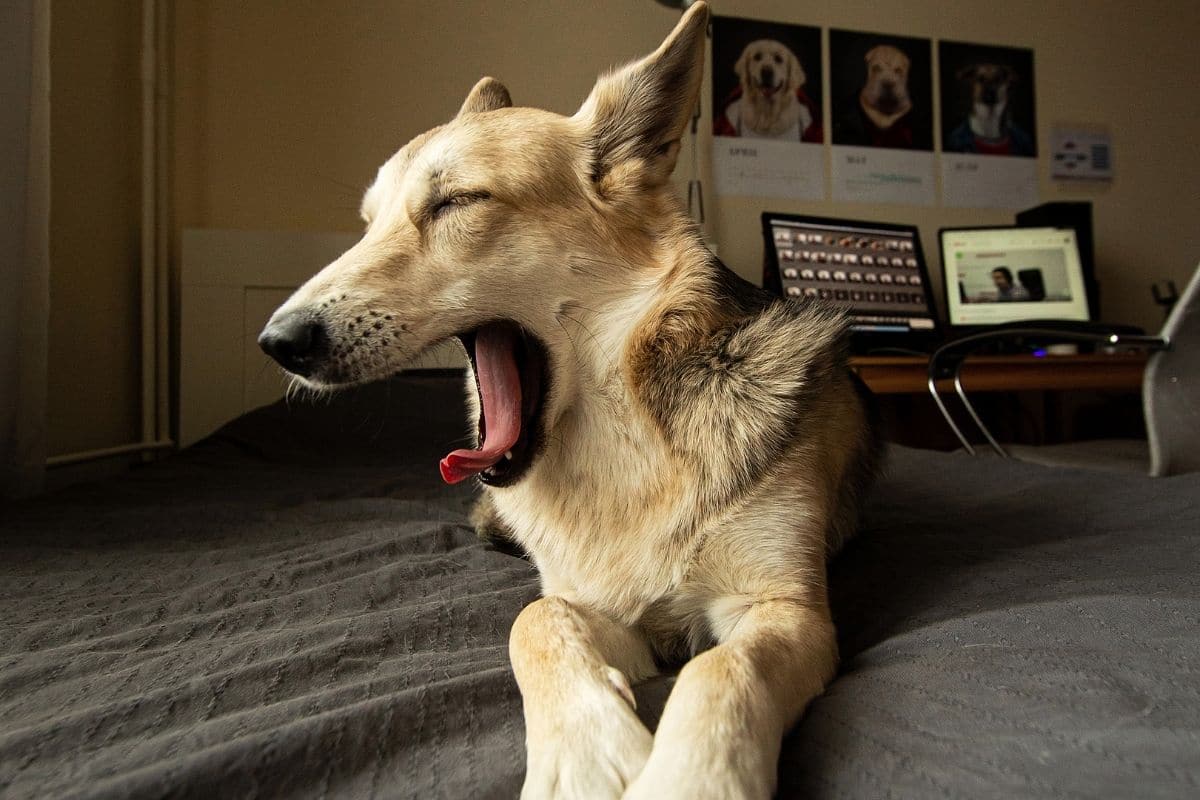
[504,451,513,460]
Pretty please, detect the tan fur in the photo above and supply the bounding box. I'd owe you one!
[261,4,879,798]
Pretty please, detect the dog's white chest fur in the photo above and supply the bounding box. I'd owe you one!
[726,95,812,140]
[970,100,1008,140]
[492,387,701,623]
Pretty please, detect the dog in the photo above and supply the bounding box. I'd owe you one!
[259,4,880,797]
[714,38,819,141]
[859,45,914,146]
[834,43,918,149]
[947,63,1034,156]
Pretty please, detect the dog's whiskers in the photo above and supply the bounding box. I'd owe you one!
[556,307,621,374]
[553,313,585,365]
[284,374,303,406]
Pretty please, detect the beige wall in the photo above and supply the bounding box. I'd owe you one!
[172,0,1200,333]
[48,0,142,456]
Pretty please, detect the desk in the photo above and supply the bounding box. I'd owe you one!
[851,353,1148,395]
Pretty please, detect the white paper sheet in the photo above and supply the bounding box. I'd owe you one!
[941,154,1038,209]
[713,139,825,200]
[712,138,825,200]
[831,146,935,205]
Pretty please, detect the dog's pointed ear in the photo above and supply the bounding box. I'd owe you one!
[458,77,512,117]
[575,1,709,189]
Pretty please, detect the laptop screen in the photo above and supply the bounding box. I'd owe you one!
[762,214,939,336]
[940,227,1091,327]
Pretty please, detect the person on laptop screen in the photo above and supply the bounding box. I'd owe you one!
[991,267,1030,301]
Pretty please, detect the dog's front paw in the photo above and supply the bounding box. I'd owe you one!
[622,726,775,800]
[623,764,769,800]
[520,668,653,800]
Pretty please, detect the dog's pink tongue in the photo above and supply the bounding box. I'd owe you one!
[440,325,522,484]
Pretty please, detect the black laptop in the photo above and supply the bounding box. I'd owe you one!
[762,212,943,354]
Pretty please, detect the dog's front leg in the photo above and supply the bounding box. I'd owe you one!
[624,599,836,800]
[510,595,658,800]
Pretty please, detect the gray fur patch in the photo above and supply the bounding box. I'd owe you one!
[634,263,854,507]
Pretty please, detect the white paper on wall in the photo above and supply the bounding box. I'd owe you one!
[941,153,1038,209]
[712,139,825,200]
[1050,128,1114,181]
[831,146,935,205]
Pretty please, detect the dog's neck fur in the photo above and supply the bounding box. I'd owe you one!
[496,216,732,617]
[499,269,701,617]
[859,92,911,130]
[969,100,1009,140]
[496,206,848,620]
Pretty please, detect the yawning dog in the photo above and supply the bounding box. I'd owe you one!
[259,4,880,797]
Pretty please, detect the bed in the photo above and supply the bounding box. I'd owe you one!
[2,373,1198,799]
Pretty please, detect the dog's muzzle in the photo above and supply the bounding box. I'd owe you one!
[758,67,782,94]
[258,311,329,377]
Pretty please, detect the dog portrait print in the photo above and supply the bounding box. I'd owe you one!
[831,30,933,151]
[939,40,1037,157]
[712,16,823,143]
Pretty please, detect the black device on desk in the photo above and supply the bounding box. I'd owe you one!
[761,212,942,354]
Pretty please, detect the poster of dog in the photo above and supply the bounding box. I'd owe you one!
[710,15,825,199]
[831,30,932,151]
[939,40,1036,157]
[712,16,823,143]
[827,28,935,205]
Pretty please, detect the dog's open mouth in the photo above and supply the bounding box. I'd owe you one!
[759,81,782,97]
[439,322,548,487]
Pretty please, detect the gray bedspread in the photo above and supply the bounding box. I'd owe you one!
[2,375,1198,799]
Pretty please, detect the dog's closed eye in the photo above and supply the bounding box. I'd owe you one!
[430,191,492,220]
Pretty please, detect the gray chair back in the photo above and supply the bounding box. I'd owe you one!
[1146,263,1200,476]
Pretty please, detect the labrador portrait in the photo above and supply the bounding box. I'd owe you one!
[713,17,823,143]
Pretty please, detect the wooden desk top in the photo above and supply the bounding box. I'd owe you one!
[850,352,1148,394]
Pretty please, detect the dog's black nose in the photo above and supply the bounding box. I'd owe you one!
[761,66,775,87]
[258,312,328,376]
